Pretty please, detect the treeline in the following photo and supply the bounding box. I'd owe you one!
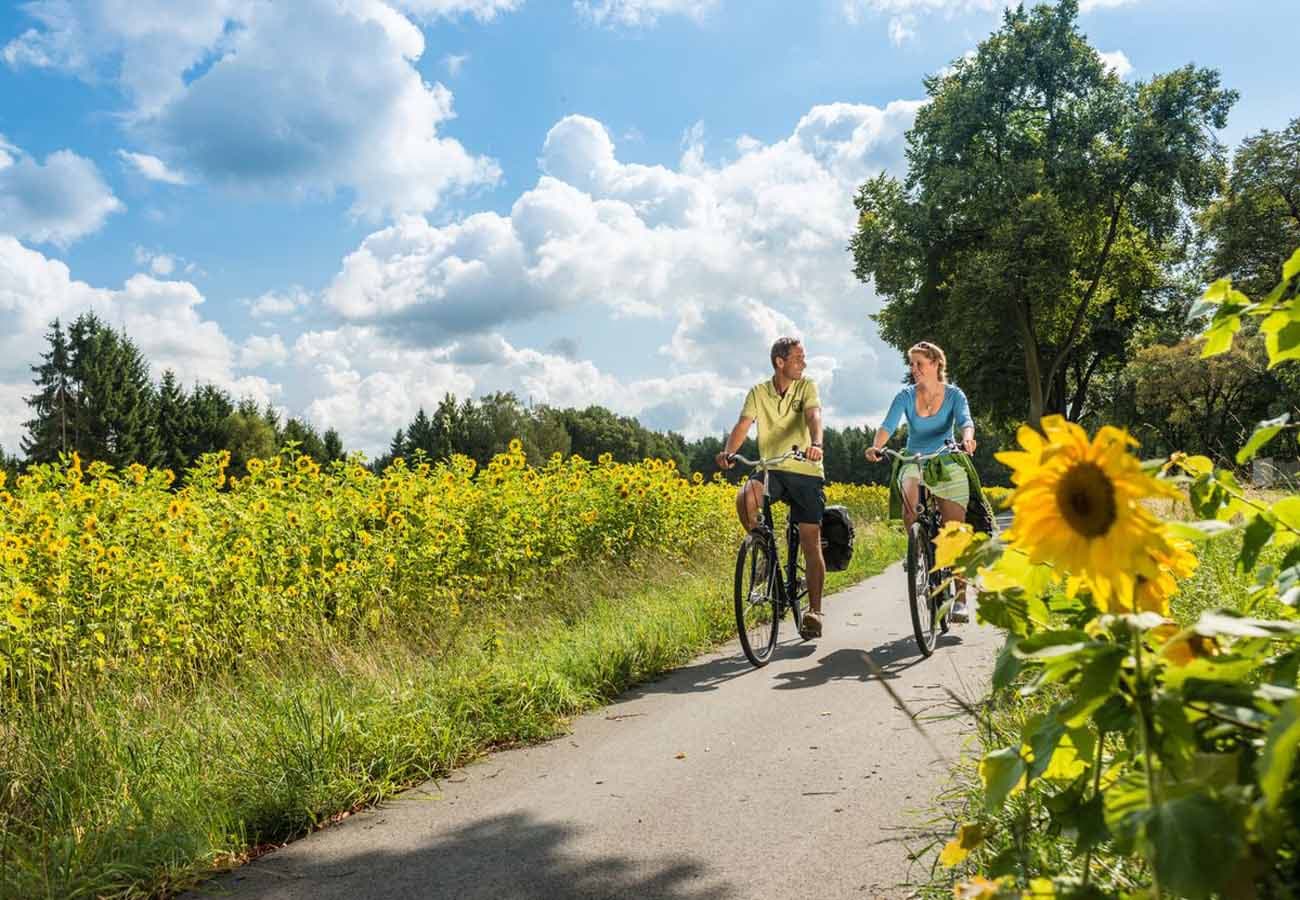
[16,313,977,488]
[18,313,345,480]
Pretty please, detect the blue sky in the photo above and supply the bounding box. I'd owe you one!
[0,0,1296,455]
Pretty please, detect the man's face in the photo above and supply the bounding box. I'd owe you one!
[777,343,806,379]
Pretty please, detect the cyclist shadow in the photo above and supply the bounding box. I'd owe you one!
[619,642,817,697]
[770,633,961,691]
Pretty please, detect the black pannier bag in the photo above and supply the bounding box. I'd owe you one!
[966,491,998,537]
[820,505,855,572]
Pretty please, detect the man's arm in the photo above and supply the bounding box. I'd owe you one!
[715,417,755,469]
[804,405,824,462]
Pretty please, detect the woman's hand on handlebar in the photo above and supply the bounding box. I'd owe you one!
[865,446,883,463]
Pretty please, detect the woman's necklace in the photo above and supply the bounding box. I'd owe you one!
[916,384,944,417]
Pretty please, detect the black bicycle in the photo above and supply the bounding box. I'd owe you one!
[728,449,809,667]
[880,444,962,657]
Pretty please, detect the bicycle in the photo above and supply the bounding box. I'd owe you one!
[727,448,811,667]
[878,443,966,657]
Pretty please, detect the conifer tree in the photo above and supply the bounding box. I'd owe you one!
[156,369,191,475]
[322,428,344,463]
[21,319,74,463]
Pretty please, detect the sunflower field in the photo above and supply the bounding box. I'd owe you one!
[0,441,889,697]
[934,250,1300,899]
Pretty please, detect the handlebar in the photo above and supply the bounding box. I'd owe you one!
[871,440,965,464]
[726,446,807,469]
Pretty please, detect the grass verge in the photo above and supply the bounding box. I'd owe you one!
[1,519,905,899]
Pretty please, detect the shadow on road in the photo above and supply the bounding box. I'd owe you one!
[623,641,817,697]
[196,811,734,900]
[770,633,962,691]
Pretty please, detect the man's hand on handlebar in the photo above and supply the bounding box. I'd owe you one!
[805,444,823,463]
[715,450,735,470]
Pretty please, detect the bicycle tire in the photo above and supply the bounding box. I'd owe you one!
[907,521,938,657]
[735,534,780,666]
[785,521,804,631]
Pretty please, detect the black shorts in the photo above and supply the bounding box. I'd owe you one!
[749,470,826,526]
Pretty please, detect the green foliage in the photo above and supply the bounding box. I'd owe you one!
[851,0,1236,428]
[938,251,1300,898]
[1201,117,1300,298]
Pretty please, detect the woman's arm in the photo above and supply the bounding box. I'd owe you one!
[866,390,908,461]
[953,387,976,454]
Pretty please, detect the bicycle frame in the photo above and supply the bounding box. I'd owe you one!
[883,443,964,636]
[731,450,809,622]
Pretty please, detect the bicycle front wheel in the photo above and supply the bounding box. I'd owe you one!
[735,534,780,666]
[907,522,938,657]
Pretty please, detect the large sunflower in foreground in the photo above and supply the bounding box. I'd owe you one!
[996,416,1182,609]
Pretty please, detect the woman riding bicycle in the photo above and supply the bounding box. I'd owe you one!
[864,341,978,622]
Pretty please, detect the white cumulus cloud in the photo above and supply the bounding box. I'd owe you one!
[1098,49,1134,79]
[6,0,509,218]
[316,101,923,440]
[0,139,123,245]
[118,149,189,184]
[575,0,720,27]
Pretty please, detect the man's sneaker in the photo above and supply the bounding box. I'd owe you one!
[950,597,970,623]
[799,609,823,640]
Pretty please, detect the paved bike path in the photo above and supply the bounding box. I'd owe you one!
[198,562,1004,900]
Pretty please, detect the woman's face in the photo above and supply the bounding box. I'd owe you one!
[909,352,937,383]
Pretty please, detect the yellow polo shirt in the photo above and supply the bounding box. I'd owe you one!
[740,378,824,479]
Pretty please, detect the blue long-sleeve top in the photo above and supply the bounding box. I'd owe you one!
[879,384,974,455]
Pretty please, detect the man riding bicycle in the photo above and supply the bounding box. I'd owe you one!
[716,337,827,640]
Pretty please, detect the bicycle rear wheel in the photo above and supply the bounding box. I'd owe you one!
[735,534,780,666]
[907,521,938,657]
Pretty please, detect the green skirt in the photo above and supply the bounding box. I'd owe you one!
[898,458,970,507]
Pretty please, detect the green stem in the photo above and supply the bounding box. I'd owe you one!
[1132,629,1162,899]
[1081,728,1105,888]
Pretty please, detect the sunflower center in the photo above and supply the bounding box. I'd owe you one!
[1055,461,1117,538]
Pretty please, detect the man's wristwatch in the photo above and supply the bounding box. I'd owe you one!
[810,441,822,448]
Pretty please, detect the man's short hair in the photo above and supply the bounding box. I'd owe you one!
[770,337,801,369]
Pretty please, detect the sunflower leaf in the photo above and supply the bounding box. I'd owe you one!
[1145,793,1245,900]
[1194,612,1300,638]
[1200,314,1241,357]
[1266,320,1300,368]
[1285,247,1300,283]
[1166,519,1234,543]
[1237,414,1290,465]
[980,747,1027,813]
[1239,512,1277,574]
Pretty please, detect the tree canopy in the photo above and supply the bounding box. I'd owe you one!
[850,0,1236,427]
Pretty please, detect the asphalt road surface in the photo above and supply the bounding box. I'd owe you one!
[195,558,1005,900]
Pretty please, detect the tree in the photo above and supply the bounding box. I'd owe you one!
[279,418,326,461]
[187,384,235,463]
[66,314,160,467]
[526,406,572,463]
[322,428,344,463]
[850,0,1236,427]
[21,319,73,464]
[155,369,191,475]
[1111,334,1288,465]
[221,410,276,475]
[1201,117,1300,297]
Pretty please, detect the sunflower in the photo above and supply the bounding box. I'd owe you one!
[996,416,1180,608]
